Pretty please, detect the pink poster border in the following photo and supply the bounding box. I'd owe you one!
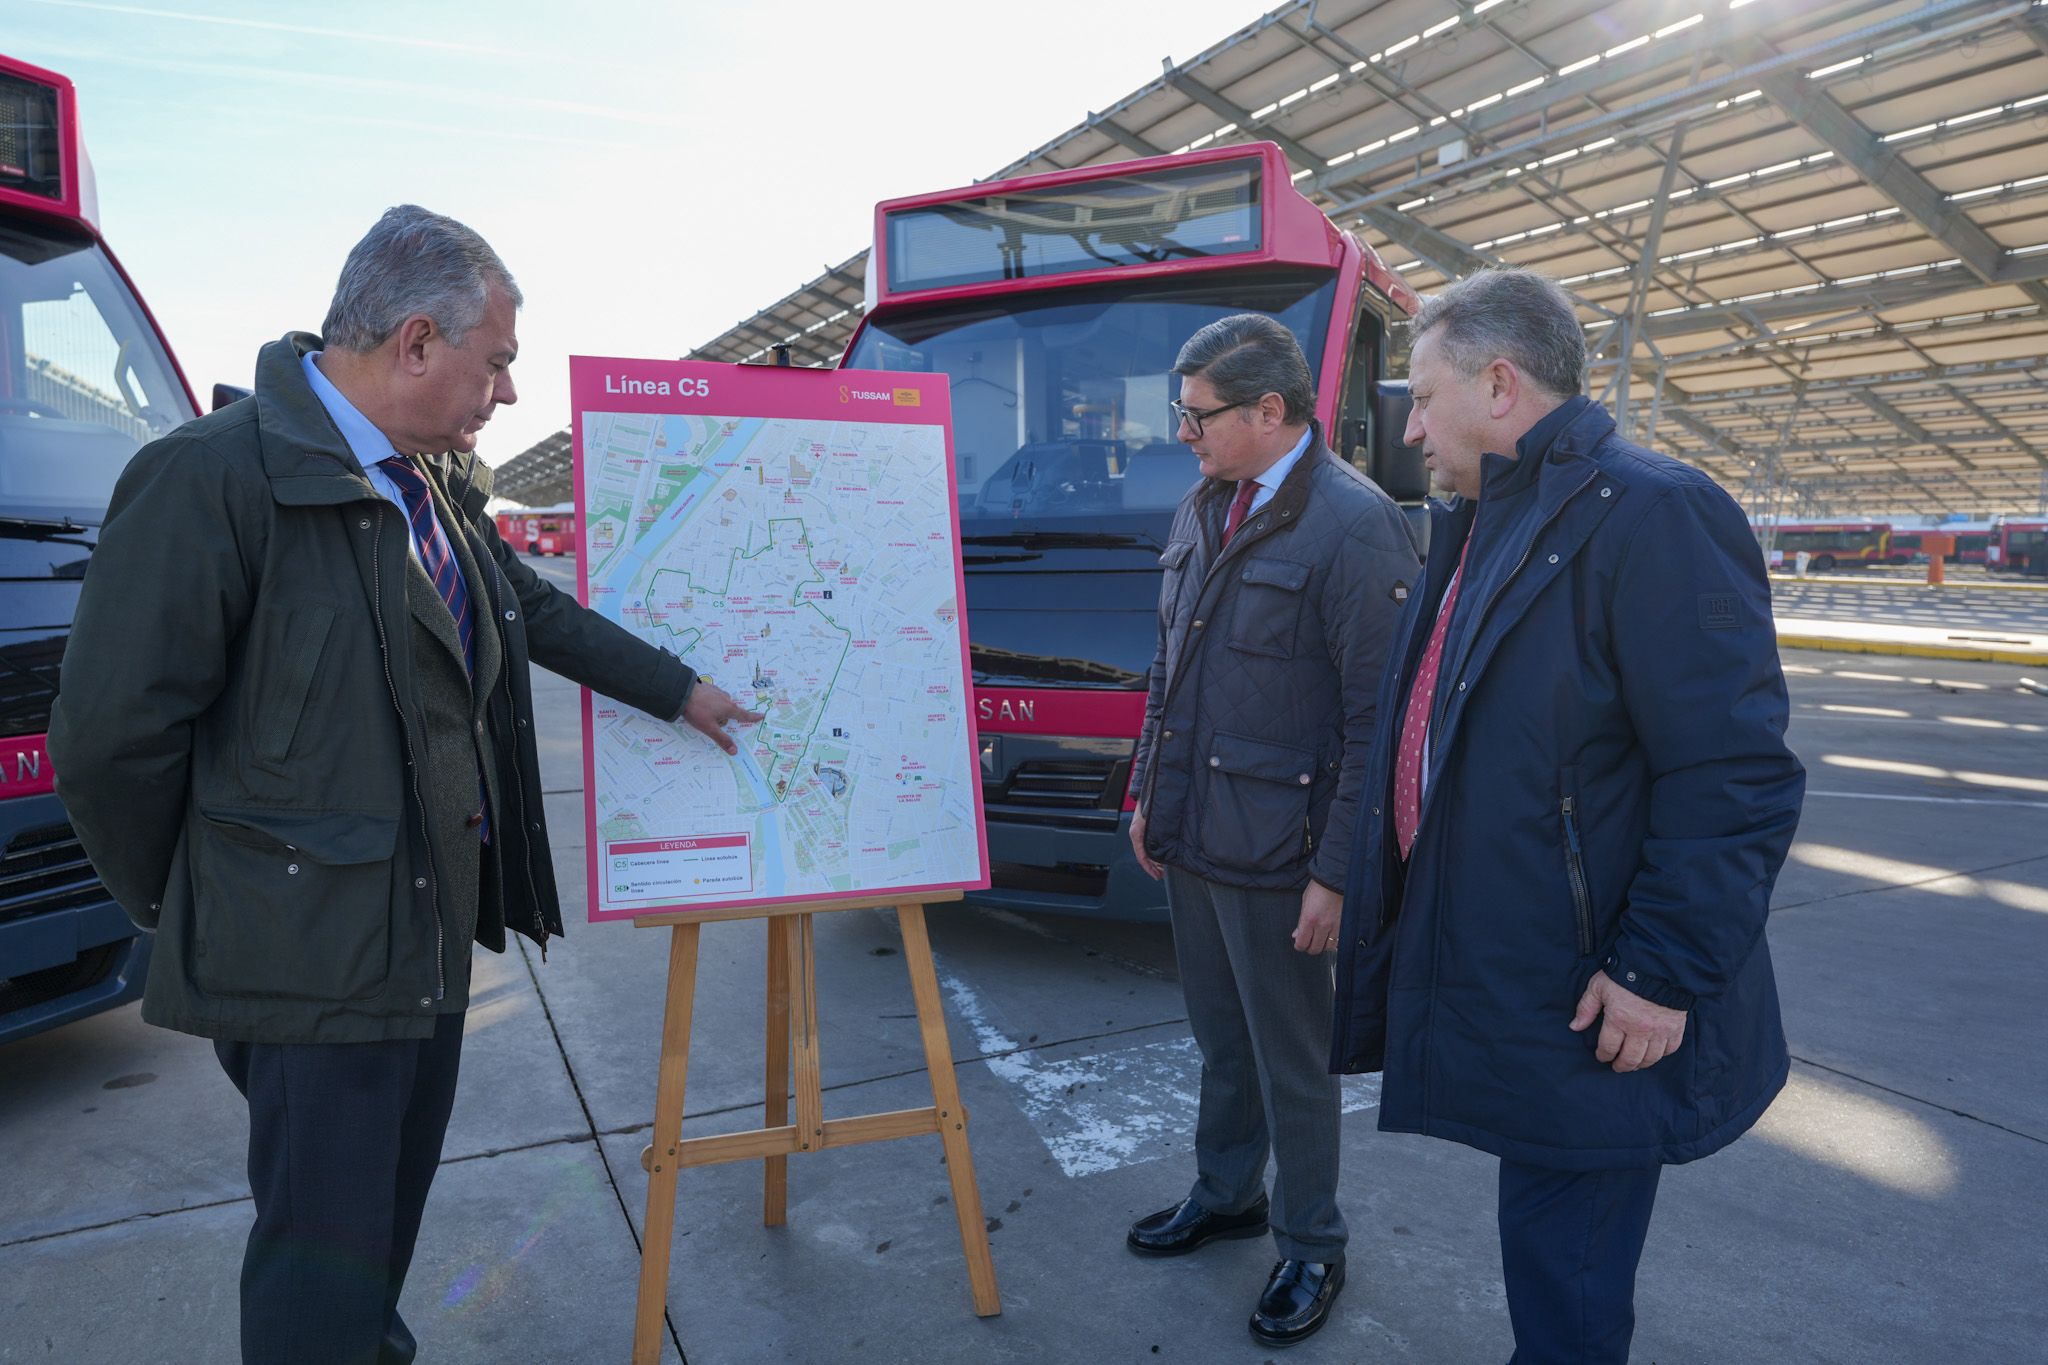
[570,355,990,922]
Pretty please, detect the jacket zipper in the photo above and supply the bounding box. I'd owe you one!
[489,555,549,959]
[370,512,447,1002]
[1561,795,1593,956]
[1411,469,1598,841]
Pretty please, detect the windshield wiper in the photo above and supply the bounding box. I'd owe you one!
[0,513,99,545]
[960,530,1162,551]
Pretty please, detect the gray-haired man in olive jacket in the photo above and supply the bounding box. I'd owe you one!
[50,206,759,1365]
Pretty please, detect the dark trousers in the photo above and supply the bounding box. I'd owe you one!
[215,1012,465,1365]
[1498,1159,1663,1365]
[1163,867,1346,1262]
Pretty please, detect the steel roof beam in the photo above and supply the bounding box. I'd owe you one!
[1730,31,2048,311]
[1162,66,1327,173]
[1941,384,2048,468]
[1850,387,1980,470]
[1085,110,1166,159]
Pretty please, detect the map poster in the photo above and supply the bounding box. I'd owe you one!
[569,356,989,922]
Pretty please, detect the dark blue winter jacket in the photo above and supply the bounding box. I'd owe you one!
[1330,399,1805,1171]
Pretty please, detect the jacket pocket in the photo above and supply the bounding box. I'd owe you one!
[1199,731,1316,871]
[1158,540,1195,624]
[190,806,397,1002]
[1560,771,1593,956]
[250,605,336,772]
[1227,557,1311,659]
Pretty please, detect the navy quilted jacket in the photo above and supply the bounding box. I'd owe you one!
[1330,400,1806,1170]
[1131,433,1419,891]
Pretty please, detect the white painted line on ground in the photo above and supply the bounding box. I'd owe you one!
[1805,789,2048,809]
[933,962,1379,1179]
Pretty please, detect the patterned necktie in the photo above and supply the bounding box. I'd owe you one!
[1393,542,1471,861]
[379,456,475,677]
[1221,479,1258,546]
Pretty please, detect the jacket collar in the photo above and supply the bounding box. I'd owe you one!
[252,332,494,514]
[254,333,383,507]
[1477,395,1601,502]
[1198,422,1326,548]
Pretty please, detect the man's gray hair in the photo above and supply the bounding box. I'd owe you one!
[321,205,522,352]
[1173,313,1316,424]
[1409,267,1584,400]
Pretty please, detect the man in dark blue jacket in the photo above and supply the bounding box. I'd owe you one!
[1330,268,1805,1363]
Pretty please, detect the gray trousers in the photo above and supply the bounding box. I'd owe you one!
[1164,866,1348,1262]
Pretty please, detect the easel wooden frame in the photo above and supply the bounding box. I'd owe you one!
[629,891,1001,1364]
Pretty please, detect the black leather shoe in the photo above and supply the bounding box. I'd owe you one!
[1248,1258,1345,1346]
[1126,1193,1270,1256]
[378,1315,417,1365]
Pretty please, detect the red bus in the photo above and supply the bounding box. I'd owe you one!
[495,502,579,556]
[1,55,200,1039]
[1988,519,2048,576]
[1887,522,1992,565]
[837,142,1421,920]
[1758,522,1890,571]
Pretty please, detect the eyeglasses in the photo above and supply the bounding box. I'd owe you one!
[1170,397,1252,438]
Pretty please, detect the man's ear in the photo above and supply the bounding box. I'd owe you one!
[1487,359,1518,420]
[394,314,436,377]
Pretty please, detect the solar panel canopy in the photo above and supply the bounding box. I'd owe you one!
[495,0,2048,520]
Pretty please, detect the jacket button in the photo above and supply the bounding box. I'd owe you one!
[286,863,300,875]
[415,876,428,888]
[1208,756,1221,767]
[1298,773,1311,785]
[1192,619,1204,629]
[359,518,371,529]
[1371,806,1381,817]
[1600,487,1613,498]
[1626,971,1638,982]
[504,610,516,621]
[530,822,542,832]
[517,718,528,728]
[1547,553,1559,564]
[1457,681,1467,691]
[420,997,432,1009]
[1162,730,1174,740]
[149,901,161,912]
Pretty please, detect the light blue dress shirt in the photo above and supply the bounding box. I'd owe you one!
[300,350,449,567]
[1246,425,1314,514]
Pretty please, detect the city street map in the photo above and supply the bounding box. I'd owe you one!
[569,357,986,920]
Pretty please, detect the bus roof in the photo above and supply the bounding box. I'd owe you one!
[0,53,98,234]
[867,141,1417,319]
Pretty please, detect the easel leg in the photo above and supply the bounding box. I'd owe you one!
[632,923,701,1365]
[790,913,825,1153]
[896,903,1003,1317]
[763,916,791,1226]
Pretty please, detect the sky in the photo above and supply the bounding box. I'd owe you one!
[2,0,1272,463]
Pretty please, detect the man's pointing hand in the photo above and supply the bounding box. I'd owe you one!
[680,680,765,756]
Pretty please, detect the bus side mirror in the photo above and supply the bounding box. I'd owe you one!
[1370,379,1428,502]
[212,383,253,411]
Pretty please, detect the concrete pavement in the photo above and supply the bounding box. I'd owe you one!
[4,556,2045,1363]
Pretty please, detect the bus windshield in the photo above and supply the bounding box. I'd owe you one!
[0,220,192,528]
[842,270,1336,538]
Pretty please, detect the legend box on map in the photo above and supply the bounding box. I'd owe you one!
[603,834,753,905]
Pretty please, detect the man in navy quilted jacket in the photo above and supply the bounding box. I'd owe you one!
[1125,313,1419,1346]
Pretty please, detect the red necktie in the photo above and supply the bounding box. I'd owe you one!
[1222,480,1257,546]
[1393,542,1471,861]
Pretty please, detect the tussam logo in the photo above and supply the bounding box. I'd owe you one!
[839,384,922,406]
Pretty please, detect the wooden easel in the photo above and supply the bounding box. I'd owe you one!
[629,891,1001,1364]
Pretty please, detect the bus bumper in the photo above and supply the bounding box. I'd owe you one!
[1,794,151,1045]
[977,810,1169,922]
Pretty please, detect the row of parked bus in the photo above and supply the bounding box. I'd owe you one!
[1754,520,2048,574]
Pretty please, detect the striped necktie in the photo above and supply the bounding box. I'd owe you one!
[379,456,475,677]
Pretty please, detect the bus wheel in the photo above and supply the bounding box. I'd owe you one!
[1813,554,1837,571]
